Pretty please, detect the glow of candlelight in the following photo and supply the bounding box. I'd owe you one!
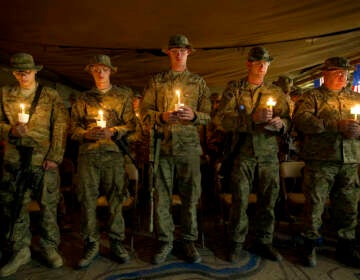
[266,97,276,110]
[20,103,25,114]
[98,110,104,122]
[351,105,360,121]
[176,89,181,105]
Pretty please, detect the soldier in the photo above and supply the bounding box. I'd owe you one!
[0,53,69,277]
[214,46,290,263]
[71,54,136,268]
[293,57,360,267]
[141,34,211,264]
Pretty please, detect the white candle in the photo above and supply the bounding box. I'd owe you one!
[18,103,29,123]
[97,110,106,128]
[175,89,184,111]
[266,97,276,110]
[351,105,360,121]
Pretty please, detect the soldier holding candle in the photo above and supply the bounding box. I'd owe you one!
[71,54,136,268]
[214,46,290,263]
[141,34,211,264]
[293,57,360,267]
[0,53,69,277]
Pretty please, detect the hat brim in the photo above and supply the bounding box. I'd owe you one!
[4,65,43,72]
[321,65,354,71]
[248,56,274,62]
[84,64,118,73]
[161,46,195,54]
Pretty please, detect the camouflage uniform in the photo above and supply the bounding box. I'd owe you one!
[141,69,211,243]
[71,85,136,243]
[293,85,360,240]
[0,84,69,252]
[293,56,360,268]
[215,79,290,245]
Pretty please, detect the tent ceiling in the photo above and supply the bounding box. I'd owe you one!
[0,0,360,91]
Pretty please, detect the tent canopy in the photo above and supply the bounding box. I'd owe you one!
[1,0,360,91]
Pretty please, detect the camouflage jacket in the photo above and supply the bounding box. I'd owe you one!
[0,84,69,166]
[293,85,360,163]
[214,79,290,161]
[71,85,136,154]
[141,70,211,156]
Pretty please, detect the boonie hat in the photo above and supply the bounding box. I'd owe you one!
[84,54,118,73]
[248,46,273,62]
[162,34,195,53]
[321,57,353,71]
[6,53,43,71]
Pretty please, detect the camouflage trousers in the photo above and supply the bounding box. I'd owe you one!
[77,152,126,242]
[303,161,360,240]
[229,157,280,244]
[0,163,60,252]
[155,155,201,242]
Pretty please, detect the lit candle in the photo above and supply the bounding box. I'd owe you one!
[351,105,360,121]
[175,89,184,111]
[97,110,106,128]
[176,89,181,105]
[20,103,25,114]
[266,97,276,110]
[18,103,29,123]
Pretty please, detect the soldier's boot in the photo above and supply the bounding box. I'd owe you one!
[251,242,283,262]
[152,241,173,265]
[0,247,31,277]
[40,247,63,268]
[229,242,245,263]
[336,238,360,267]
[182,240,201,263]
[78,240,99,268]
[303,238,317,267]
[111,240,130,263]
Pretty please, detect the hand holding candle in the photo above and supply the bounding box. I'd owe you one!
[96,110,107,128]
[18,103,29,124]
[351,105,360,121]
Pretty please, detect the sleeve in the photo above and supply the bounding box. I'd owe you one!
[141,76,164,127]
[46,92,70,164]
[293,90,328,134]
[70,96,88,143]
[191,78,211,126]
[112,89,137,138]
[0,87,12,141]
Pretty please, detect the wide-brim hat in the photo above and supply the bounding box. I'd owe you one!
[248,46,273,62]
[321,57,353,71]
[5,52,43,71]
[162,34,195,54]
[84,54,118,73]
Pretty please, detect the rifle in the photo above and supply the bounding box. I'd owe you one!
[112,136,137,168]
[8,146,34,243]
[148,124,161,233]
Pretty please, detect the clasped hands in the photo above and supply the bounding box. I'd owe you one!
[161,106,195,124]
[338,119,360,139]
[84,126,115,141]
[10,122,28,137]
[252,108,283,130]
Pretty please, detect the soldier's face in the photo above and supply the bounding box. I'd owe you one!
[323,70,348,91]
[247,60,269,79]
[12,70,37,89]
[167,48,190,68]
[90,64,111,84]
